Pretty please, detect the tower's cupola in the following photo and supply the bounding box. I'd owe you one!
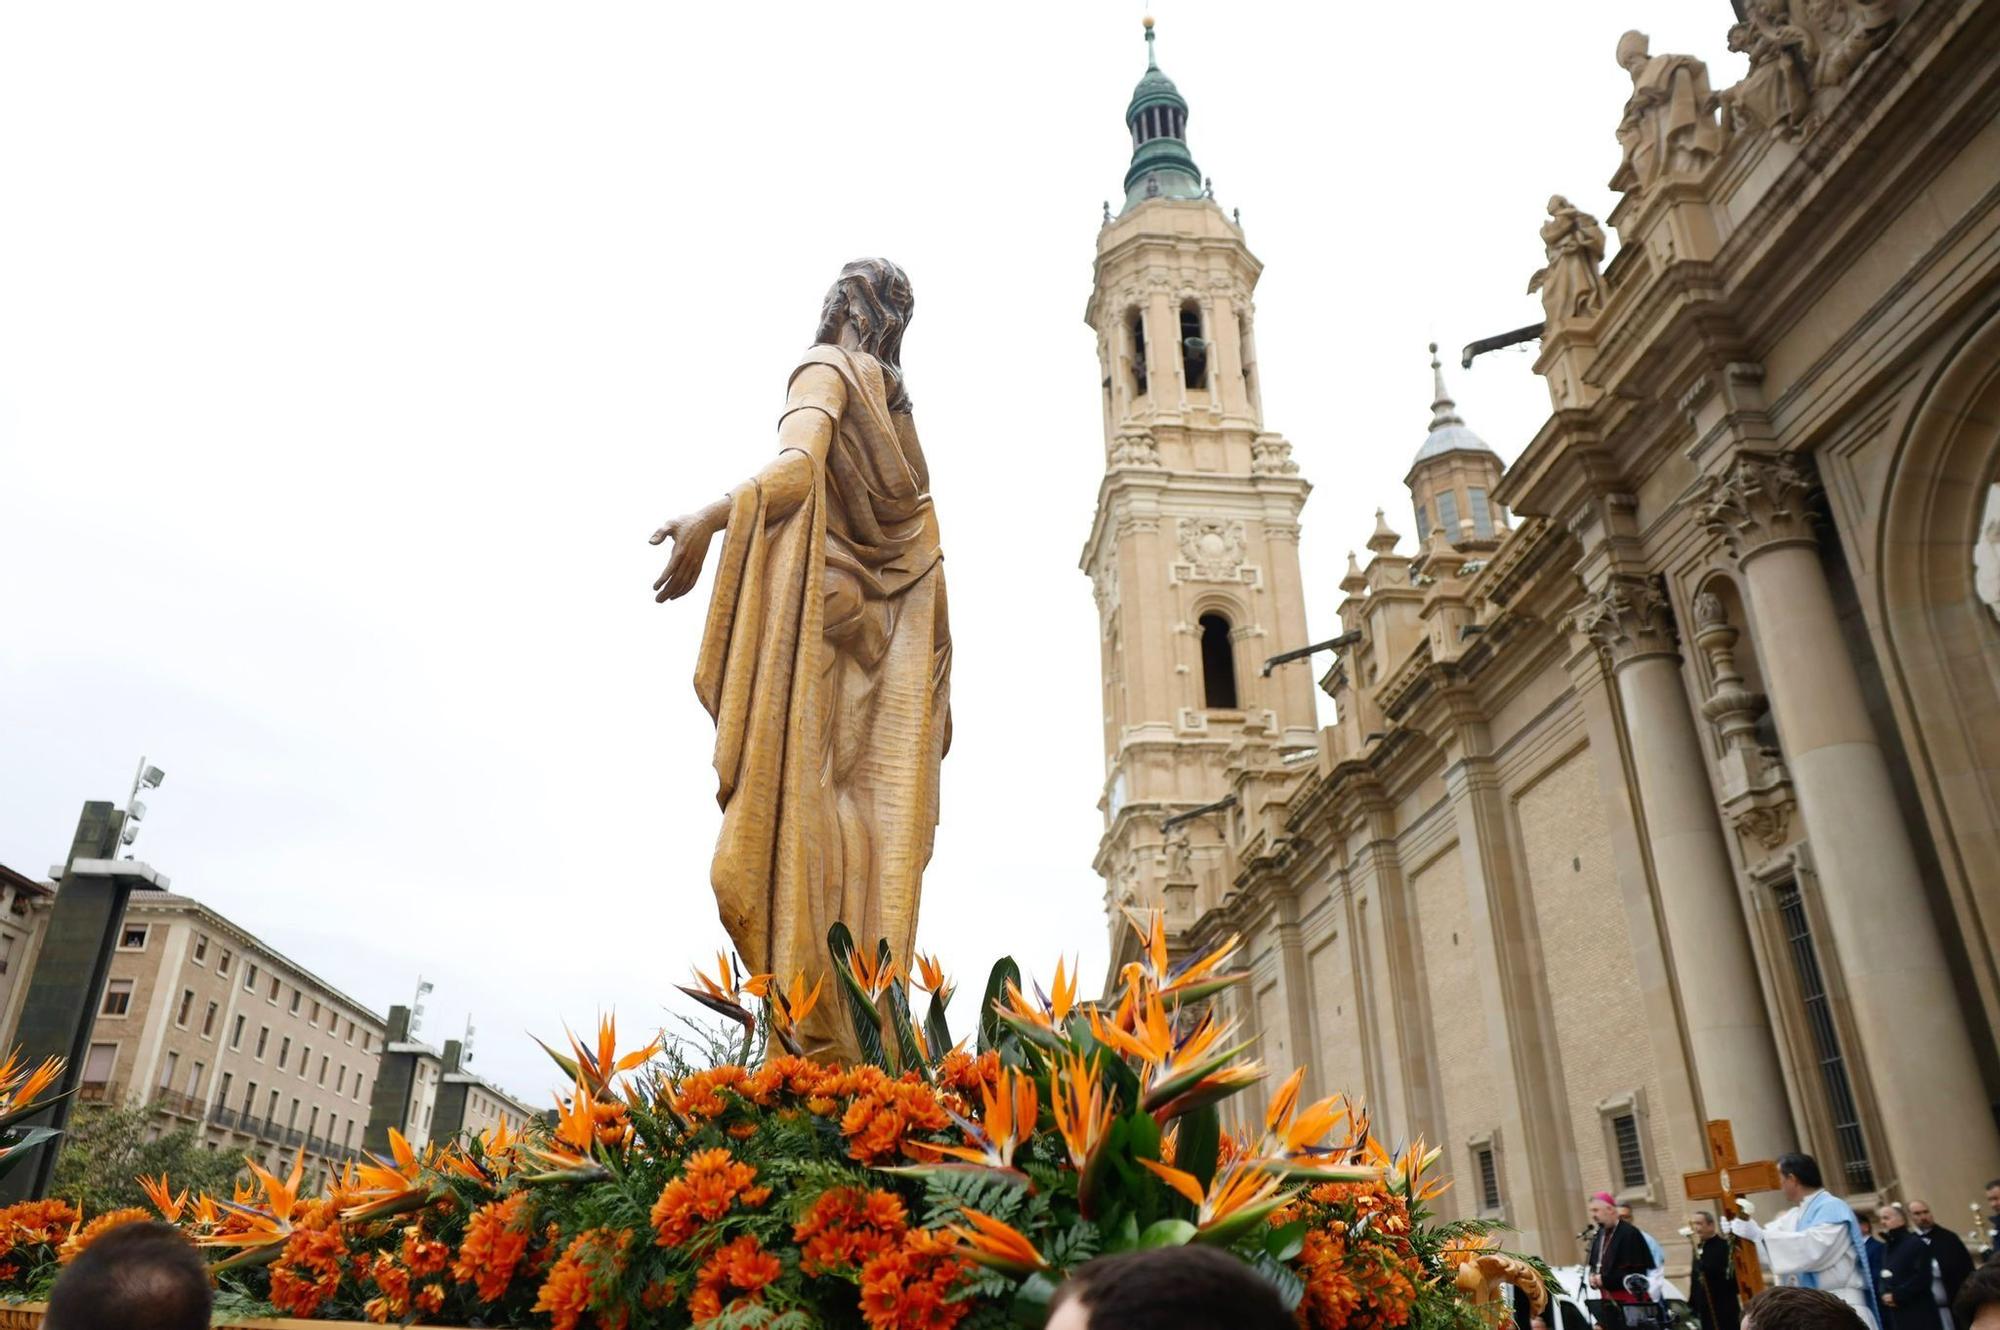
[1121,17,1204,212]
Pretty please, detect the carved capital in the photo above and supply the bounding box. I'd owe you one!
[1578,573,1680,666]
[1697,453,1820,563]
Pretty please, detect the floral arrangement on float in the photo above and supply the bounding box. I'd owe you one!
[0,913,1549,1329]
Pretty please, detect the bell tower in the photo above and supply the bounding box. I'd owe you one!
[1080,18,1318,957]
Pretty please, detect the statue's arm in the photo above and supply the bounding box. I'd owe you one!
[649,363,847,603]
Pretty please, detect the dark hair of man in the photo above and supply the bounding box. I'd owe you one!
[1775,1153,1824,1190]
[1695,1210,1716,1225]
[44,1220,211,1330]
[1742,1285,1866,1330]
[1955,1261,2000,1328]
[1051,1244,1294,1330]
[1986,1178,2000,1191]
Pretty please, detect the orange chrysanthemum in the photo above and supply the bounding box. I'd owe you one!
[649,1148,765,1248]
[859,1227,971,1330]
[270,1226,349,1318]
[533,1228,631,1330]
[454,1193,534,1301]
[402,1224,451,1279]
[835,1071,952,1164]
[794,1187,909,1275]
[57,1208,150,1263]
[0,1198,79,1262]
[689,1233,783,1323]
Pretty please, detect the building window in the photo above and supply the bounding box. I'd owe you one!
[343,1121,354,1149]
[1598,1090,1655,1201]
[1414,499,1431,542]
[159,1051,179,1090]
[362,1032,371,1053]
[1128,310,1148,397]
[1611,1114,1646,1191]
[100,979,134,1017]
[336,1066,346,1093]
[318,1055,328,1086]
[1180,301,1207,389]
[354,1076,366,1103]
[232,1015,246,1049]
[1437,489,1461,541]
[344,1020,354,1045]
[1468,487,1494,539]
[245,962,257,991]
[118,924,148,950]
[188,1061,203,1096]
[202,1001,219,1038]
[218,1071,232,1109]
[267,976,279,1002]
[82,1042,116,1089]
[175,989,195,1027]
[289,989,301,1015]
[300,1046,311,1080]
[311,1001,320,1023]
[266,1089,280,1125]
[278,1037,291,1070]
[217,949,232,977]
[1468,1132,1503,1215]
[242,1080,258,1115]
[308,1105,320,1139]
[286,1098,299,1129]
[255,1026,270,1059]
[1199,613,1239,710]
[1775,882,1875,1190]
[192,933,209,964]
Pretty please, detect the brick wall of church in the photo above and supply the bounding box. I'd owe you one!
[1517,748,1687,1226]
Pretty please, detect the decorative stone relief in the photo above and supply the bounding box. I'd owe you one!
[1612,31,1725,195]
[1696,453,1820,561]
[1692,590,1798,855]
[1578,573,1679,665]
[1251,433,1299,475]
[1110,428,1163,468]
[1528,195,1608,327]
[1092,560,1121,628]
[1719,1,1907,140]
[1177,517,1246,581]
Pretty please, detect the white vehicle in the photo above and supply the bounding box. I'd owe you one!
[1540,1266,1696,1330]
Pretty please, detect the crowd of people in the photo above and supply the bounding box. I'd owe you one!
[1581,1157,2000,1330]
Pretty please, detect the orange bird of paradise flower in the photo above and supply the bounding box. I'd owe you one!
[995,957,1079,1044]
[1139,1156,1293,1245]
[1118,908,1246,1005]
[139,1172,188,1223]
[946,1207,1047,1274]
[912,954,955,1005]
[913,1066,1037,1172]
[1088,987,1263,1117]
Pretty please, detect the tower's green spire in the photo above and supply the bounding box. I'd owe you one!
[1120,17,1203,213]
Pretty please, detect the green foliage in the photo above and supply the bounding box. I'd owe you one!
[50,1101,242,1213]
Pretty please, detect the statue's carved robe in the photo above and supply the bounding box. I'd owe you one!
[695,344,950,1053]
[1616,54,1724,191]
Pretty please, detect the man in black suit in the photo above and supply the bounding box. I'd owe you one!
[1909,1200,1975,1323]
[1689,1210,1743,1330]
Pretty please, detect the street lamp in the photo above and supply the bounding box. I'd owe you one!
[120,758,166,856]
[410,978,435,1035]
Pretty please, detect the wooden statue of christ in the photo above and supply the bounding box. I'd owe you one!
[649,259,951,1057]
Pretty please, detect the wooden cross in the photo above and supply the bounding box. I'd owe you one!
[1683,1119,1781,1301]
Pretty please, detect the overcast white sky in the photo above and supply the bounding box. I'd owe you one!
[0,3,1746,1105]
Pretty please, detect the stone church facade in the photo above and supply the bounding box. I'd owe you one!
[1084,3,2000,1266]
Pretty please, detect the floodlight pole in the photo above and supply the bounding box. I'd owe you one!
[0,802,170,1200]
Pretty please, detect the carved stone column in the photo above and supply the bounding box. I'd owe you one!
[1699,454,2000,1196]
[1579,573,1791,1160]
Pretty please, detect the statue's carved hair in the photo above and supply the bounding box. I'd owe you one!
[816,257,915,413]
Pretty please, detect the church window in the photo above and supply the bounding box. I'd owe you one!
[1610,1112,1646,1191]
[1436,490,1461,540]
[1474,1141,1501,1213]
[1413,499,1431,542]
[1468,487,1494,538]
[1775,882,1875,1189]
[1199,613,1238,709]
[1128,311,1148,396]
[1180,302,1207,389]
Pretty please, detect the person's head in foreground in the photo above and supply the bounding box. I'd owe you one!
[45,1220,211,1330]
[1775,1152,1822,1205]
[1957,1262,2000,1330]
[1741,1285,1866,1330]
[1048,1245,1294,1330]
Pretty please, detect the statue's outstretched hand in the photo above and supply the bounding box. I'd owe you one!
[650,501,727,602]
